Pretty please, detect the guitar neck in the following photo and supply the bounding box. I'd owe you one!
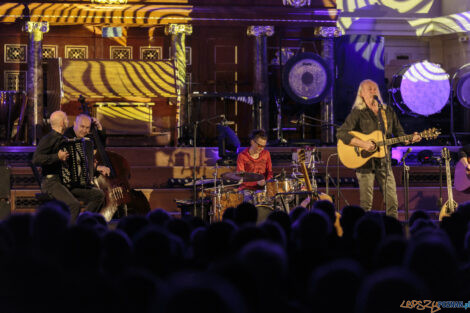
[382,133,414,147]
[445,159,454,204]
[300,163,313,192]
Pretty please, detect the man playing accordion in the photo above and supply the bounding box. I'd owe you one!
[33,111,107,223]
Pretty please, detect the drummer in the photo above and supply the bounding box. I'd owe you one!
[236,129,273,200]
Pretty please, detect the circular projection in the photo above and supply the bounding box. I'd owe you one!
[282,52,331,105]
[456,71,470,109]
[391,61,450,116]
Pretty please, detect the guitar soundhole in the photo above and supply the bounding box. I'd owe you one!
[360,150,374,158]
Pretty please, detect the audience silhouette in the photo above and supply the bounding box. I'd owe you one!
[1,200,469,312]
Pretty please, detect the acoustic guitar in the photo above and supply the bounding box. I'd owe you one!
[454,157,470,192]
[439,147,458,221]
[337,128,440,169]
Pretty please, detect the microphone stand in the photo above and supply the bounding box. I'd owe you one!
[192,114,226,217]
[375,97,390,214]
[401,149,412,228]
[326,152,349,209]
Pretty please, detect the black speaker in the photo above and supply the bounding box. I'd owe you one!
[0,163,10,199]
[0,162,11,219]
[0,200,10,220]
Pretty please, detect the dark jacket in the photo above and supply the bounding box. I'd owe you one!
[32,130,66,176]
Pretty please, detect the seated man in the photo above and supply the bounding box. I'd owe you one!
[32,111,105,223]
[64,114,110,176]
[64,114,107,148]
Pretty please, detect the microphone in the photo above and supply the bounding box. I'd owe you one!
[373,95,383,108]
[401,147,412,164]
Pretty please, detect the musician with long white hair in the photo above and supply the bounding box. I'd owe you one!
[32,110,105,223]
[336,79,421,218]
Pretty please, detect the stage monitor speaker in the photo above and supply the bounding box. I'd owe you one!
[94,102,154,135]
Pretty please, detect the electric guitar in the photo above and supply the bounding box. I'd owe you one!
[439,147,458,221]
[337,128,440,169]
[454,157,470,192]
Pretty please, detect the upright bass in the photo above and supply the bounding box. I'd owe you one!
[79,96,150,221]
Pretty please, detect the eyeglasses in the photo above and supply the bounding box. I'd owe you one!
[253,140,266,148]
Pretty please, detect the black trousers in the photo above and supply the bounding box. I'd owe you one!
[41,176,105,222]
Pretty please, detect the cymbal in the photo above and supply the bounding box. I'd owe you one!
[221,171,264,182]
[184,179,220,187]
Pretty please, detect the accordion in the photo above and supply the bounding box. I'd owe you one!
[60,137,94,188]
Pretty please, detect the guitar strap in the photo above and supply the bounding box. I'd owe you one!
[380,108,388,133]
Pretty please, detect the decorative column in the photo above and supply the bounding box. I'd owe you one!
[247,26,274,132]
[316,26,341,144]
[24,21,49,145]
[165,24,193,143]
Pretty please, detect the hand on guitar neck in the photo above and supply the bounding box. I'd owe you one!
[439,148,458,221]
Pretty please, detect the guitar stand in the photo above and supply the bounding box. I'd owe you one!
[403,159,410,227]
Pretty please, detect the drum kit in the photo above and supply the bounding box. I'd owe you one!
[184,148,326,223]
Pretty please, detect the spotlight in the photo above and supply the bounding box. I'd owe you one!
[456,69,470,109]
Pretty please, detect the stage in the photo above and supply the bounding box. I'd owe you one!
[2,145,468,220]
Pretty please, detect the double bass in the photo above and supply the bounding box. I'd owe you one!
[78,96,150,221]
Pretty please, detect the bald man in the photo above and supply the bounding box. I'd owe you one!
[33,110,105,223]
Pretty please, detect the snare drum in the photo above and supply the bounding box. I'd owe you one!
[212,190,244,222]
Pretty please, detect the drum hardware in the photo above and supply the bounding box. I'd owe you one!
[291,114,339,139]
[184,178,221,187]
[272,94,289,145]
[190,114,227,216]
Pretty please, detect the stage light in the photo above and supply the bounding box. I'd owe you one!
[391,60,450,116]
[455,65,470,109]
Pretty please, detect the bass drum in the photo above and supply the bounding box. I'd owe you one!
[391,61,450,116]
[256,205,274,224]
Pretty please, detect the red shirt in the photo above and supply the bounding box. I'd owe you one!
[236,148,273,190]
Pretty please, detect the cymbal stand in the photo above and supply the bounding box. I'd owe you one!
[192,114,226,217]
[308,147,318,193]
[273,95,287,144]
[210,165,221,223]
[297,113,340,139]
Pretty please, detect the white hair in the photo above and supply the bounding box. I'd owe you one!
[352,79,386,111]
